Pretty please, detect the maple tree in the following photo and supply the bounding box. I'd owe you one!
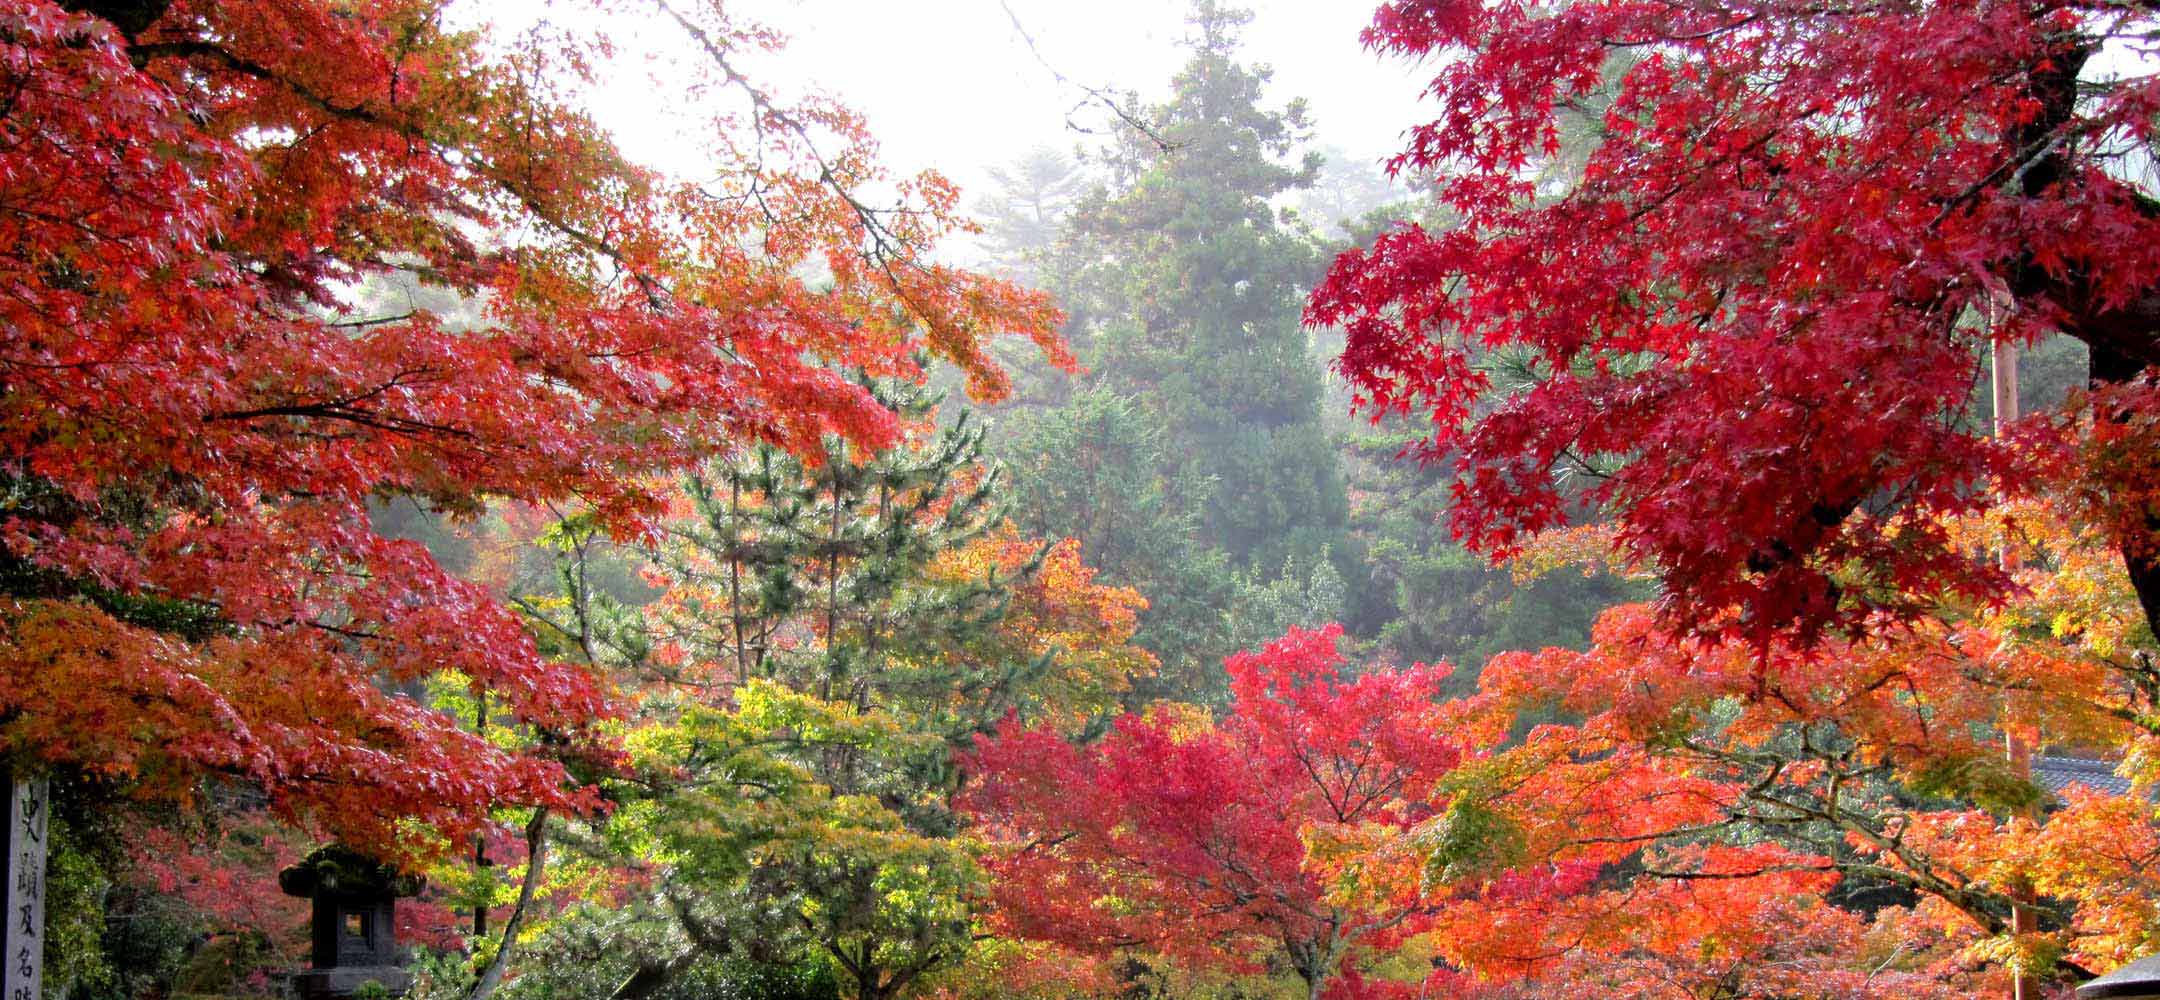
[603,680,980,1000]
[1295,499,2160,995]
[1308,0,2160,641]
[1299,2,2160,988]
[963,625,1458,1000]
[1,0,1058,855]
[1418,897,1974,1000]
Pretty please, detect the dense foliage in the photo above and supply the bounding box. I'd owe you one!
[1290,0,2160,993]
[1311,0,2160,645]
[19,0,2160,998]
[2,0,1058,852]
[966,626,1457,1000]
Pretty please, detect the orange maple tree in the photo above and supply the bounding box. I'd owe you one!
[1303,501,2160,994]
[0,0,1060,853]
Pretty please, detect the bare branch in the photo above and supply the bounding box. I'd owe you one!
[997,0,1179,152]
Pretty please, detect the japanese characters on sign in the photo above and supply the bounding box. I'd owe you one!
[1,777,46,1000]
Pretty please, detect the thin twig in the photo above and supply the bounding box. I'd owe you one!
[997,0,1178,151]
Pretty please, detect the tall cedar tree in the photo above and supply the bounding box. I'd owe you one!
[997,2,1350,698]
[1071,2,1340,572]
[0,0,1058,855]
[1308,0,2160,644]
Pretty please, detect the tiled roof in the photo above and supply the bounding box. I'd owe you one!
[2032,756,2138,799]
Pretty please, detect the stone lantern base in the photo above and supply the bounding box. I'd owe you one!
[292,966,413,1000]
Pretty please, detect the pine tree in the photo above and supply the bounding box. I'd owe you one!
[650,375,1023,717]
[559,375,1150,1000]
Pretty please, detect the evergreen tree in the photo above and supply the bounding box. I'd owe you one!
[997,387,1234,700]
[1065,1,1340,574]
[650,376,1020,715]
[975,146,1090,284]
[988,2,1353,698]
[604,378,1019,999]
[531,377,1150,1000]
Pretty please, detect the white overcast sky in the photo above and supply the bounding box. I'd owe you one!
[555,1,1434,202]
[470,1,2160,207]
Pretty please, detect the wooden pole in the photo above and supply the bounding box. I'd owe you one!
[1994,340,2041,1000]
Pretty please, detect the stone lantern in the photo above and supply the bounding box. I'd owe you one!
[2081,955,2160,999]
[277,845,423,1000]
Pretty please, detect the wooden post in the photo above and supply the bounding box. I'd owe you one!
[1993,340,2020,438]
[2012,887,2040,1000]
[0,771,48,1000]
[1994,340,2042,1000]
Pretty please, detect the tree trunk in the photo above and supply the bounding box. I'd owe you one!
[1283,936,1334,1000]
[465,809,550,1000]
[607,952,699,1000]
[855,964,890,1000]
[2088,343,2160,636]
[63,0,171,38]
[2002,32,2160,638]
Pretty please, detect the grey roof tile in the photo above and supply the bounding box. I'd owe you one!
[2033,755,2138,799]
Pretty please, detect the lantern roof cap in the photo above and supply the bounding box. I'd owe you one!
[277,844,422,899]
[2081,954,2160,998]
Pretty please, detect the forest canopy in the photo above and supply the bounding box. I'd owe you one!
[9,1,2160,999]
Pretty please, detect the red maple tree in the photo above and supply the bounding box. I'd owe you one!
[1308,0,2160,641]
[963,626,1460,1000]
[1,0,1060,853]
